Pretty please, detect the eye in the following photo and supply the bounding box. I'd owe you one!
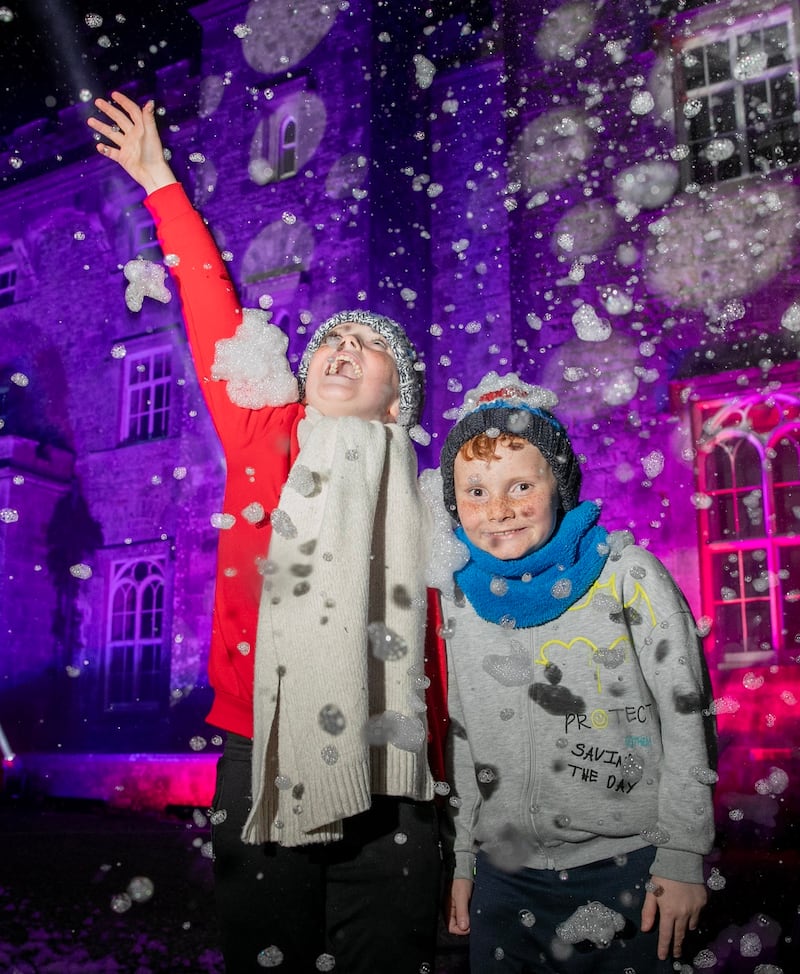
[371,337,388,349]
[323,332,341,346]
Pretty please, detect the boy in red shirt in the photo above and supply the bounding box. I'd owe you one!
[89,92,446,974]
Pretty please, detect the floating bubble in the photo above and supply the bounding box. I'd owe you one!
[110,893,132,914]
[318,704,346,735]
[257,945,285,968]
[70,563,93,580]
[270,508,297,539]
[127,876,154,902]
[556,900,625,947]
[211,512,236,530]
[0,508,19,523]
[189,736,207,752]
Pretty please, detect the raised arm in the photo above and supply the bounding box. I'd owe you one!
[87,91,177,195]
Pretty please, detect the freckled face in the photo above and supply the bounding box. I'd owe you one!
[454,440,559,560]
[304,321,400,422]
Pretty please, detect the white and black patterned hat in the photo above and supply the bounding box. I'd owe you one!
[440,372,581,520]
[296,310,424,428]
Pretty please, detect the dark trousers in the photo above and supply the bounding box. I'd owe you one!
[469,847,674,974]
[211,733,442,973]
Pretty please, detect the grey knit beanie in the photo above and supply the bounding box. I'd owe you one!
[440,372,581,521]
[296,310,424,428]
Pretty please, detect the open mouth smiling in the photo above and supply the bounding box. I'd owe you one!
[324,352,363,379]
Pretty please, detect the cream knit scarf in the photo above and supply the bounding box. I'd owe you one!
[242,411,433,847]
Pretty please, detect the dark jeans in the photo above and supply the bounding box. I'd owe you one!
[469,847,674,974]
[211,733,442,973]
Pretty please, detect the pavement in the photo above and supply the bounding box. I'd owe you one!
[0,794,796,973]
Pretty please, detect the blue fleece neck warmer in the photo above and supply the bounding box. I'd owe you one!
[454,501,610,629]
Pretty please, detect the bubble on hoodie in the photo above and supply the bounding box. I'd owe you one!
[555,900,625,947]
[211,308,299,408]
[482,652,533,687]
[123,259,171,312]
[366,711,425,752]
[691,765,719,786]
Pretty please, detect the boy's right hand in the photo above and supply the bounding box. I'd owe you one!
[447,877,473,935]
[87,91,177,195]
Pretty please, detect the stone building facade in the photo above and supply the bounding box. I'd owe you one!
[0,0,798,806]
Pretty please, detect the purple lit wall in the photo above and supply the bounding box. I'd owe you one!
[1,0,798,840]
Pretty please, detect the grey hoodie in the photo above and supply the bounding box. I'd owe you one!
[444,538,716,885]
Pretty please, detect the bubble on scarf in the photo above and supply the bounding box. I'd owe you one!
[572,304,611,341]
[237,641,251,656]
[127,876,155,902]
[211,308,299,408]
[315,953,336,971]
[321,745,339,765]
[345,448,359,461]
[490,577,509,597]
[407,691,427,714]
[434,780,451,796]
[211,512,236,530]
[551,577,572,600]
[366,711,426,752]
[691,765,719,786]
[367,622,409,661]
[493,947,505,960]
[210,808,227,825]
[123,259,172,312]
[519,909,536,927]
[257,945,285,967]
[477,767,495,784]
[482,653,532,686]
[639,826,670,845]
[394,831,408,845]
[449,796,462,808]
[319,704,346,735]
[706,867,726,891]
[270,508,297,539]
[555,900,625,947]
[288,463,316,496]
[70,563,93,579]
[110,893,132,914]
[241,502,266,524]
[555,814,570,827]
[499,615,517,629]
[500,708,515,720]
[275,774,292,790]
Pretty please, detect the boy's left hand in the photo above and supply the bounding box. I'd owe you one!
[640,875,707,960]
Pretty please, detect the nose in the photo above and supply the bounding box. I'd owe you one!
[487,495,513,521]
[338,332,361,351]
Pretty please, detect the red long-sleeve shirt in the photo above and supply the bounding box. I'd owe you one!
[145,184,448,776]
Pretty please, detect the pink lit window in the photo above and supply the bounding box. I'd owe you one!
[105,559,165,710]
[693,386,800,667]
[278,115,298,179]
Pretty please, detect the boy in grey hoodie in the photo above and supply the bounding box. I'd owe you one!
[439,371,716,973]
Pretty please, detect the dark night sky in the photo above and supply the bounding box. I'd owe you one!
[1,0,201,136]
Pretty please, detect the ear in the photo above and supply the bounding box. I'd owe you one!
[386,396,401,423]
